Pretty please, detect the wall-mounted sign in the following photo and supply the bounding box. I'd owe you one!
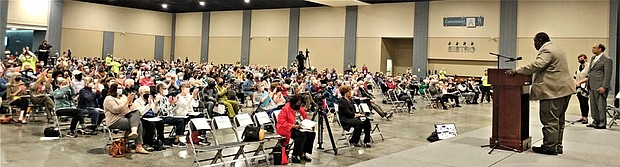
[447,41,476,53]
[443,16,484,28]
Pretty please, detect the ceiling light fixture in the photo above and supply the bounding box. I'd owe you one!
[161,4,168,9]
[199,1,205,6]
[244,0,250,3]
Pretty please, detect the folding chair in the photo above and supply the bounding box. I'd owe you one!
[358,103,385,142]
[234,113,276,165]
[253,111,276,133]
[386,90,406,112]
[607,104,619,128]
[212,116,249,166]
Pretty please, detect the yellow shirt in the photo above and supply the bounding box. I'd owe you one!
[110,61,121,73]
[482,75,491,86]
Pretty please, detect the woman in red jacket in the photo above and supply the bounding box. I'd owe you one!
[276,94,315,164]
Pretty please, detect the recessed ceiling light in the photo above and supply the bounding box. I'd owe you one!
[10,27,16,31]
[199,1,205,6]
[244,0,250,3]
[161,4,168,9]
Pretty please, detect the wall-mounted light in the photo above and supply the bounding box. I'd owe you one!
[244,0,250,3]
[199,1,205,6]
[161,4,168,9]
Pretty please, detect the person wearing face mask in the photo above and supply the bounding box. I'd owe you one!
[98,78,116,109]
[78,78,105,134]
[172,82,199,117]
[135,86,186,148]
[7,73,29,124]
[104,83,149,154]
[215,78,240,118]
[29,70,55,124]
[573,54,590,124]
[276,94,315,164]
[338,85,372,148]
[53,78,88,137]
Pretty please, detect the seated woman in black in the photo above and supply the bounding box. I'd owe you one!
[337,85,372,148]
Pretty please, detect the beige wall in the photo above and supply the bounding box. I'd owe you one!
[210,11,243,37]
[175,13,203,37]
[175,37,201,62]
[174,13,203,61]
[63,0,172,36]
[249,9,289,67]
[381,38,413,75]
[7,0,49,26]
[427,0,500,76]
[357,3,414,73]
[113,33,155,60]
[299,7,346,71]
[61,28,103,58]
[209,38,242,64]
[164,37,171,61]
[209,11,243,63]
[516,0,610,77]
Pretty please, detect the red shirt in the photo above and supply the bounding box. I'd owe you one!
[276,103,309,144]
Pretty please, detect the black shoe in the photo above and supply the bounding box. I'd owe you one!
[301,155,312,162]
[471,102,479,104]
[291,156,302,164]
[455,105,462,107]
[349,142,362,147]
[586,124,597,128]
[173,142,187,148]
[581,119,588,124]
[532,146,557,155]
[364,143,372,148]
[66,132,77,138]
[557,146,563,154]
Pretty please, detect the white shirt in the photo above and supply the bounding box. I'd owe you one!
[591,53,604,67]
[537,42,551,52]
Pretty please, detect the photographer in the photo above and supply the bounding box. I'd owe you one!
[37,40,51,65]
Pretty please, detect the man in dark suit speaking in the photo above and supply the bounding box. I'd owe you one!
[586,43,613,129]
[507,32,576,155]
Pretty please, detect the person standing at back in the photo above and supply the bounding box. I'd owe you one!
[586,44,613,129]
[506,32,576,155]
[480,70,492,103]
[573,54,590,124]
[296,51,306,73]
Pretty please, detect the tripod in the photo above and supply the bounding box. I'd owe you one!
[310,99,338,155]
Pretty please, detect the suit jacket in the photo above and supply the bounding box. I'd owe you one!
[587,54,613,91]
[338,97,357,131]
[516,42,576,100]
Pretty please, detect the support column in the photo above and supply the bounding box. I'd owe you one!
[200,12,210,63]
[288,8,300,67]
[170,13,176,62]
[46,0,63,55]
[0,0,8,60]
[102,31,114,58]
[344,6,357,71]
[413,1,429,78]
[154,36,164,60]
[499,0,518,69]
[241,10,251,66]
[611,0,619,107]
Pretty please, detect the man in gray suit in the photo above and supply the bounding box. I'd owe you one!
[507,32,576,155]
[586,43,613,129]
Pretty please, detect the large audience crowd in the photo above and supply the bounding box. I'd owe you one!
[0,49,491,162]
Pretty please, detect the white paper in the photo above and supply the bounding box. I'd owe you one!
[191,118,211,130]
[187,112,201,116]
[255,112,271,125]
[236,113,254,127]
[143,117,163,122]
[616,92,620,99]
[216,104,226,114]
[39,137,60,141]
[213,116,232,129]
[359,103,371,113]
[301,119,316,130]
[173,116,189,119]
[333,104,339,112]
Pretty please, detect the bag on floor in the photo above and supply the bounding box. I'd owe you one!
[186,131,201,144]
[43,127,60,137]
[242,126,264,142]
[272,142,288,165]
[426,131,440,143]
[109,138,127,158]
[0,115,13,124]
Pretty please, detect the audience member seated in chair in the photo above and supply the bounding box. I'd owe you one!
[215,78,240,118]
[77,78,105,134]
[7,72,29,124]
[354,81,393,119]
[142,85,186,147]
[202,82,219,117]
[53,78,88,137]
[442,83,461,108]
[428,82,448,110]
[395,82,416,112]
[276,94,315,164]
[253,85,278,114]
[29,70,54,124]
[338,85,372,148]
[103,83,149,154]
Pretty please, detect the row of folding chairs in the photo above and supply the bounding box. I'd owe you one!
[331,103,384,147]
[384,89,408,112]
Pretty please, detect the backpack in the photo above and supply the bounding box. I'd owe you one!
[426,131,440,143]
[108,138,127,158]
[43,127,60,137]
[241,126,264,142]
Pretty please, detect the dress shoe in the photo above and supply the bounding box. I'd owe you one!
[532,146,558,155]
[581,119,588,124]
[586,124,597,128]
[556,146,563,154]
[291,156,302,164]
[349,142,362,147]
[301,155,312,162]
[364,143,372,148]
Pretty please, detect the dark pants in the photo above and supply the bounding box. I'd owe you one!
[109,111,143,144]
[480,86,492,102]
[398,95,414,110]
[79,108,104,129]
[576,93,589,118]
[56,109,84,132]
[590,90,608,127]
[539,95,571,150]
[156,117,186,141]
[10,98,29,117]
[442,94,460,106]
[32,96,54,120]
[141,120,157,146]
[290,129,316,156]
[342,118,371,144]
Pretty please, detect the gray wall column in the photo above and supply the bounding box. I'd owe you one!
[45,0,63,55]
[611,0,619,106]
[241,10,251,66]
[200,12,210,63]
[102,31,114,59]
[413,1,429,78]
[0,0,8,60]
[499,0,518,69]
[170,13,176,62]
[288,8,300,67]
[154,36,164,60]
[344,6,357,71]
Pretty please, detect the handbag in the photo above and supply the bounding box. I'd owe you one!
[241,126,264,142]
[0,115,13,124]
[43,127,60,137]
[272,142,288,165]
[108,138,127,158]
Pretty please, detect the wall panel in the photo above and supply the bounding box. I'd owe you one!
[164,36,171,62]
[251,9,289,37]
[113,33,155,60]
[299,7,345,37]
[7,0,48,26]
[428,0,500,37]
[209,11,243,37]
[298,38,344,71]
[175,13,202,37]
[357,3,414,38]
[356,38,381,72]
[60,28,103,58]
[208,37,242,64]
[250,37,288,67]
[174,37,201,62]
[517,1,609,38]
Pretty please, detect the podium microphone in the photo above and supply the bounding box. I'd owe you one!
[505,57,522,62]
[489,52,501,56]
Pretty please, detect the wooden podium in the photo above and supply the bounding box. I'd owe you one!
[486,69,532,152]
